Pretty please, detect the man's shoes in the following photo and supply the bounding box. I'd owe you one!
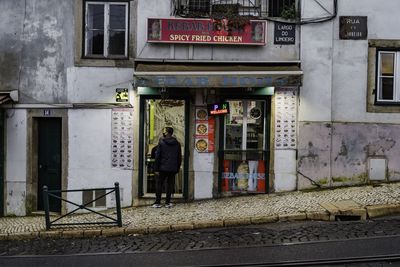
[151,203,162,208]
[165,203,173,208]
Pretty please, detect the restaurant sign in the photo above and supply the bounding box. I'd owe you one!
[134,74,302,88]
[147,18,266,45]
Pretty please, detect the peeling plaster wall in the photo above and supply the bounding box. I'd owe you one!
[1,1,134,216]
[0,0,74,102]
[67,67,134,103]
[301,0,400,123]
[5,110,27,216]
[0,1,25,92]
[298,0,400,189]
[331,0,400,123]
[136,0,299,61]
[297,122,332,189]
[298,122,400,190]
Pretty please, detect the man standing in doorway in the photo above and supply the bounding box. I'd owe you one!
[152,127,182,208]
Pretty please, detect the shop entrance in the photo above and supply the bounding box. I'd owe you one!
[221,99,269,193]
[140,98,187,198]
[37,118,62,212]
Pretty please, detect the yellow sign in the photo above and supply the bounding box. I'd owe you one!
[116,88,129,102]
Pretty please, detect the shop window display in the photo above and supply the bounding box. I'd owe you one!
[222,100,266,193]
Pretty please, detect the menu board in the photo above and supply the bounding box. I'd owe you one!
[194,107,215,153]
[111,108,134,169]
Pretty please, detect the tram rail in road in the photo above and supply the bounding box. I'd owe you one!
[1,235,400,267]
[196,254,400,266]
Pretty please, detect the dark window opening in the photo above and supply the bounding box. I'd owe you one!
[175,0,261,18]
[268,0,295,17]
[84,1,128,58]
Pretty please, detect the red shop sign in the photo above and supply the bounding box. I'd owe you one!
[147,18,266,46]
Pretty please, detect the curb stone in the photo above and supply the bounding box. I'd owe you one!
[171,223,194,231]
[39,231,61,239]
[0,233,9,241]
[83,229,102,238]
[148,225,171,234]
[366,204,400,218]
[193,220,224,229]
[224,218,251,227]
[250,215,278,224]
[278,212,307,222]
[125,227,149,235]
[305,211,330,221]
[61,230,84,239]
[101,228,125,237]
[9,232,38,241]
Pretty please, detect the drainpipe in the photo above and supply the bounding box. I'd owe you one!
[0,109,4,217]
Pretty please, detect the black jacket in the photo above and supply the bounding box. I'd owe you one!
[154,136,182,173]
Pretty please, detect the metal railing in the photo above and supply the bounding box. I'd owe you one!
[42,182,122,230]
[174,0,262,18]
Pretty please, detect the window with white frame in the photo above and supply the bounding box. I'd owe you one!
[377,51,399,103]
[85,1,128,58]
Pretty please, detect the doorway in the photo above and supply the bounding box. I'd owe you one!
[37,118,62,212]
[139,98,188,198]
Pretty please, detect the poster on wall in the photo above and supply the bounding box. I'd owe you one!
[194,107,215,153]
[222,160,266,193]
[111,108,134,170]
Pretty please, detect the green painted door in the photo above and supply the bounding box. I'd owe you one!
[0,109,4,216]
[37,118,62,212]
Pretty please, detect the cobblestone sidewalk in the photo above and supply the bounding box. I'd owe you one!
[1,183,400,240]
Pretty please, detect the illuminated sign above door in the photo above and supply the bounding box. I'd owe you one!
[147,18,266,45]
[208,102,230,115]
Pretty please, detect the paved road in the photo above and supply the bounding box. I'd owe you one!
[1,236,400,267]
[1,216,400,266]
[1,217,400,255]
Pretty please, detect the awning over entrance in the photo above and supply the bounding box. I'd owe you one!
[134,61,302,88]
[0,90,18,105]
[0,94,12,105]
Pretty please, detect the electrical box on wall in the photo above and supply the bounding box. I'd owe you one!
[368,158,387,181]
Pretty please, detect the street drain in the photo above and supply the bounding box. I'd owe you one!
[335,215,361,221]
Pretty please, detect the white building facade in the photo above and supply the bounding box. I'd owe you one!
[0,0,399,216]
[299,0,400,189]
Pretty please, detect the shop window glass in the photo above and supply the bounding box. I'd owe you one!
[222,100,266,193]
[85,2,128,58]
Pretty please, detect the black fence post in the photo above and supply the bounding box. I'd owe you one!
[43,186,51,230]
[114,182,122,227]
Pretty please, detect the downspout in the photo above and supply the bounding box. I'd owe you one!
[0,109,4,216]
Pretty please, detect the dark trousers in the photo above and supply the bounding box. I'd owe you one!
[155,171,176,204]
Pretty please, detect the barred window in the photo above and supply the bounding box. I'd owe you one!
[268,0,295,17]
[175,0,296,18]
[175,0,262,17]
[189,0,210,14]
